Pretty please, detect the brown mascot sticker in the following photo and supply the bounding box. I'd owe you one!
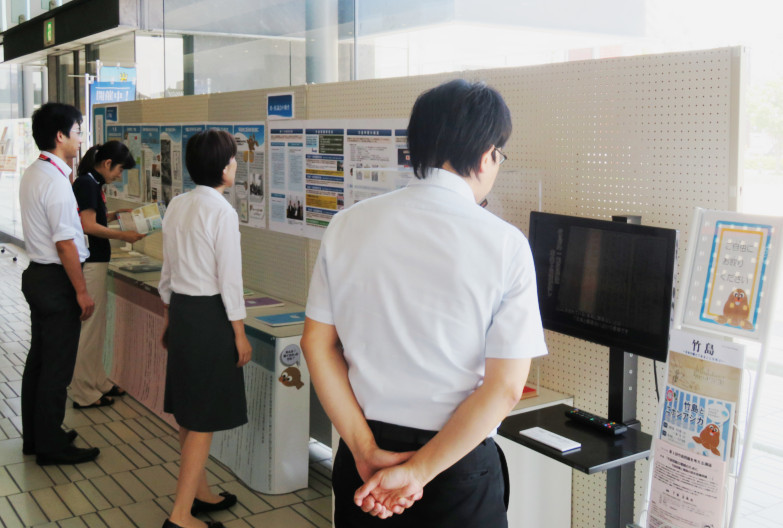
[279,366,304,390]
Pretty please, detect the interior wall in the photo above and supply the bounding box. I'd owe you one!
[103,46,744,526]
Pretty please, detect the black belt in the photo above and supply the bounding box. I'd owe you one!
[29,261,84,268]
[367,420,438,447]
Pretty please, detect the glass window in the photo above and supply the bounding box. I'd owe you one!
[162,0,309,94]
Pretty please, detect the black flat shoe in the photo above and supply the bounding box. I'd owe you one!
[162,520,224,528]
[191,491,238,515]
[23,429,78,455]
[73,395,114,409]
[104,384,126,397]
[36,445,99,466]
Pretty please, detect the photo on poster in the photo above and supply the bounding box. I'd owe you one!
[234,124,265,228]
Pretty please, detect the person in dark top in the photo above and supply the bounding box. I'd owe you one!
[70,141,144,408]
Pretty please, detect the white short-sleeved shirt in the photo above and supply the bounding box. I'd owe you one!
[158,185,247,321]
[19,153,89,264]
[306,168,548,431]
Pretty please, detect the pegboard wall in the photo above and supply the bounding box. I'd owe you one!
[104,46,745,527]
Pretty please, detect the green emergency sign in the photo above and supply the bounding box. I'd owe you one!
[44,18,55,47]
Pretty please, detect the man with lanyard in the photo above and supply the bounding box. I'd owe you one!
[19,102,100,465]
[301,80,548,526]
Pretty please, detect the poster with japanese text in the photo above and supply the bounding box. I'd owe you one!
[648,441,727,528]
[123,126,143,201]
[93,107,105,146]
[681,209,782,339]
[181,124,205,192]
[268,124,305,237]
[105,125,125,198]
[141,126,161,203]
[303,122,345,239]
[233,124,265,228]
[208,124,236,206]
[647,329,746,528]
[659,330,743,462]
[160,126,183,199]
[343,121,411,206]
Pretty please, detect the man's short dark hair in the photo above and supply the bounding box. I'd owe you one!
[31,102,83,151]
[407,79,512,179]
[185,129,237,188]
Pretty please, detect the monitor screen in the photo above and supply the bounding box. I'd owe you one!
[528,212,678,362]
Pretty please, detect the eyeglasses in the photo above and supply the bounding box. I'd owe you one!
[70,127,85,138]
[494,147,508,165]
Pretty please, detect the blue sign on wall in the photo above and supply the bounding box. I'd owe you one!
[90,82,135,106]
[268,93,294,120]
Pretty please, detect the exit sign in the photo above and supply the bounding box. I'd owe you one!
[43,18,55,47]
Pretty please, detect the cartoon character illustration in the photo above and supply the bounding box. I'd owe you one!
[715,288,754,330]
[244,134,259,163]
[693,424,721,456]
[278,366,304,389]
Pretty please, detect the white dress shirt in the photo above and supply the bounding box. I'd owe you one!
[158,185,247,321]
[306,168,548,431]
[19,152,89,264]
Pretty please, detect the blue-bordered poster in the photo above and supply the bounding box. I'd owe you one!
[681,209,783,339]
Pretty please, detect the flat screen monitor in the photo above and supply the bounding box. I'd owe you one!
[528,212,678,362]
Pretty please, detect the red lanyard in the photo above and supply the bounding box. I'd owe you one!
[38,153,68,178]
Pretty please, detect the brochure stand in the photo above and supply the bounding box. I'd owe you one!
[639,208,783,528]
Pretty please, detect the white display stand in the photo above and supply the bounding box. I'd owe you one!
[210,319,310,494]
[499,387,574,528]
[104,262,310,495]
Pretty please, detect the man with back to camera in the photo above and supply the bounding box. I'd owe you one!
[301,79,548,527]
[19,102,100,465]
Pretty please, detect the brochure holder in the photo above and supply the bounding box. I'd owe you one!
[639,208,783,528]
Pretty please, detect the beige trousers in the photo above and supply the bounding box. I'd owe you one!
[68,262,114,405]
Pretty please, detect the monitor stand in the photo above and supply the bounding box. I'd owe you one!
[606,215,645,527]
[607,348,642,527]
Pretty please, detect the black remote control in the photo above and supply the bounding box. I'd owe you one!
[565,407,627,436]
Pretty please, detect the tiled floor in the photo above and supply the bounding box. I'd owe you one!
[0,244,333,528]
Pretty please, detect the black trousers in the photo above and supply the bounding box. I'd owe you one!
[21,262,82,454]
[333,420,509,528]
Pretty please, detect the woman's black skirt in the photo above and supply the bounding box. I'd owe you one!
[164,292,248,432]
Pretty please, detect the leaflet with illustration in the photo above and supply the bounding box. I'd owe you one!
[117,202,167,234]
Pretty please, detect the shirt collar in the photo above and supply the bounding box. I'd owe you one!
[87,171,106,185]
[39,151,72,178]
[194,185,225,199]
[407,168,477,204]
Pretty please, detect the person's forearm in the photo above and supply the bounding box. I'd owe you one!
[56,239,88,295]
[301,325,376,457]
[405,358,531,485]
[82,222,128,241]
[230,319,246,338]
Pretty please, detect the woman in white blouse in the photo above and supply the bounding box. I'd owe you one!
[158,129,252,528]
